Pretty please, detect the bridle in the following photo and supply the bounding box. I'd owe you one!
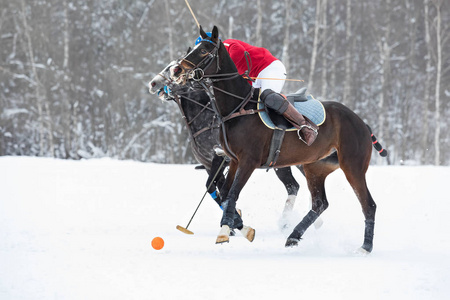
[156,69,221,165]
[175,39,264,161]
[175,39,221,86]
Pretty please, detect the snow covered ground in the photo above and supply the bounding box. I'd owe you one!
[1,157,449,299]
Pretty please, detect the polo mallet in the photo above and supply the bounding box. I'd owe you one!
[176,156,227,235]
[184,0,200,28]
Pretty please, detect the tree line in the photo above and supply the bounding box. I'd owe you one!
[0,0,448,165]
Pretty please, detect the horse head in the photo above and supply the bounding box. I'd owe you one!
[148,61,178,101]
[170,25,221,84]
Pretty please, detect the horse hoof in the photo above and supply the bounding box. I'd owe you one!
[285,238,300,248]
[240,225,255,242]
[236,208,242,217]
[216,225,231,244]
[216,236,229,244]
[360,243,373,253]
[230,229,236,236]
[355,247,371,256]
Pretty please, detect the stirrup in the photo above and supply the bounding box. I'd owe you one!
[297,124,318,144]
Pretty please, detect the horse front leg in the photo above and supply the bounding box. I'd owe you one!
[206,154,228,206]
[216,161,256,244]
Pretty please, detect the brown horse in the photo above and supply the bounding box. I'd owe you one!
[171,25,384,253]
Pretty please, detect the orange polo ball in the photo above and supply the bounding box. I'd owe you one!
[151,237,164,250]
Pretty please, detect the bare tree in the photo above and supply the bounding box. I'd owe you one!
[20,0,54,156]
[164,0,174,61]
[320,0,328,98]
[281,0,293,75]
[255,0,263,46]
[307,0,322,92]
[342,0,352,106]
[228,15,234,39]
[329,0,337,100]
[423,0,432,164]
[371,0,394,164]
[432,0,442,165]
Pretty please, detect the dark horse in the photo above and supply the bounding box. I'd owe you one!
[171,26,386,253]
[149,61,321,239]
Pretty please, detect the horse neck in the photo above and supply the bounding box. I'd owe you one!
[211,51,253,116]
[179,90,216,170]
[180,90,214,132]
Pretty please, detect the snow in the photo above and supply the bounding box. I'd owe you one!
[2,108,29,118]
[1,157,449,299]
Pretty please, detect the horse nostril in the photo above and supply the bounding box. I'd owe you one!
[151,81,156,87]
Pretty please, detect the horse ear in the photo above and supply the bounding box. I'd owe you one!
[186,46,192,54]
[200,25,207,38]
[211,26,219,43]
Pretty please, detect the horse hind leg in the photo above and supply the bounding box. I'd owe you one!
[275,166,324,231]
[349,175,376,253]
[274,167,299,228]
[296,152,338,229]
[285,162,337,247]
[340,161,376,253]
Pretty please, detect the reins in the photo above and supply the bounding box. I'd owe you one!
[176,38,272,160]
[172,92,219,165]
[181,40,264,123]
[173,89,218,133]
[159,70,221,161]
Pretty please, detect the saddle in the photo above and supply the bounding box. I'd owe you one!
[257,88,326,130]
[258,88,326,168]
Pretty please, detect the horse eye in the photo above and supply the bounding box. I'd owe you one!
[200,49,207,55]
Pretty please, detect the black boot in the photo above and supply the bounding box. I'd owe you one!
[261,89,318,146]
[213,192,243,233]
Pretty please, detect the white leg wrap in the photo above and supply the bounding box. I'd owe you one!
[283,195,296,213]
[216,225,231,244]
[240,225,255,242]
[314,216,324,229]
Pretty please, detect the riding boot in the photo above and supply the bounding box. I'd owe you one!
[261,89,318,146]
[283,105,318,146]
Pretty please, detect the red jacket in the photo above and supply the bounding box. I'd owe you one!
[223,39,278,78]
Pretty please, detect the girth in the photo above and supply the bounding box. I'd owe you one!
[261,127,286,169]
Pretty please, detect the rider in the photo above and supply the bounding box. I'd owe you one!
[195,34,318,146]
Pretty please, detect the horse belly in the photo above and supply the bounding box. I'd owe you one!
[274,131,336,167]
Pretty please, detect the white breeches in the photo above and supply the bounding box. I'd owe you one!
[252,60,287,93]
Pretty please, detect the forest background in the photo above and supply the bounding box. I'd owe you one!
[0,0,448,165]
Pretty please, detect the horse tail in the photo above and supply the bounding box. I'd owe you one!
[366,124,388,157]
